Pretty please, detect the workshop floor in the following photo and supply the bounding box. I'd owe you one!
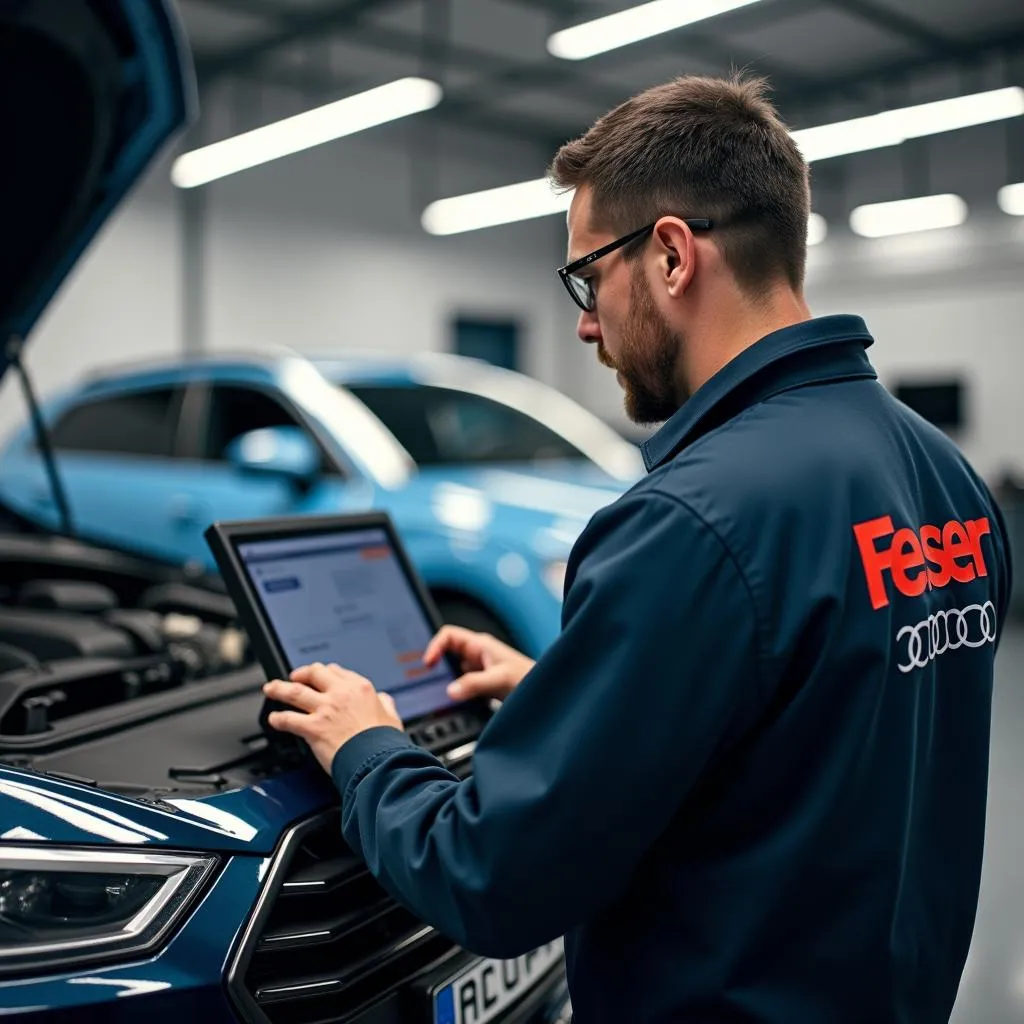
[951,623,1024,1023]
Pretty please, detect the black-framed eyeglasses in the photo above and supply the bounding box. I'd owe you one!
[556,218,714,313]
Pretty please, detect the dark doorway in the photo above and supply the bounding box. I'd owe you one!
[452,316,521,371]
[893,378,966,432]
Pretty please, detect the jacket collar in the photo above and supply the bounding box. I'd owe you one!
[641,314,877,472]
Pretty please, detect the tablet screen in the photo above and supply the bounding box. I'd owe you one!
[236,527,457,721]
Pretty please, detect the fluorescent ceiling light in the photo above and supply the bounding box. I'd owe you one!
[422,178,572,235]
[850,194,967,238]
[171,77,442,188]
[807,213,828,246]
[792,87,1024,162]
[548,0,763,60]
[423,87,1022,236]
[998,182,1024,216]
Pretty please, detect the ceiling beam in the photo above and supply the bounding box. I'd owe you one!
[824,0,957,56]
[773,26,1024,123]
[196,0,405,80]
[525,0,822,91]
[343,21,817,121]
[212,0,814,102]
[193,0,1024,153]
[201,1,632,113]
[656,30,819,90]
[431,105,572,151]
[346,21,631,109]
[498,0,588,14]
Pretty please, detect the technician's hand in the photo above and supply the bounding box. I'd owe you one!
[423,626,535,703]
[263,662,404,776]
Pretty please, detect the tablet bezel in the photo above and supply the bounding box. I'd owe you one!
[204,511,482,736]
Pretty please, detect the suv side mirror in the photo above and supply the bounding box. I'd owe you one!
[225,427,320,488]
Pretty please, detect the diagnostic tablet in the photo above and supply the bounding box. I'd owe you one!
[204,513,474,745]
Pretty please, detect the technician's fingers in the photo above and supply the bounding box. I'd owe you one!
[291,662,366,692]
[424,625,481,666]
[448,668,514,702]
[263,679,321,712]
[423,626,461,665]
[289,662,335,691]
[267,709,317,738]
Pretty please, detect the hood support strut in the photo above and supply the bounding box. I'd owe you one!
[6,335,75,538]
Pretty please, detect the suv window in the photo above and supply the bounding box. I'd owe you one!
[348,384,585,466]
[200,385,341,475]
[50,388,181,457]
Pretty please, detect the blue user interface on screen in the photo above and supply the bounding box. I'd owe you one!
[238,528,456,720]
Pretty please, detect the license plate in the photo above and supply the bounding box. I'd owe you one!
[433,939,564,1024]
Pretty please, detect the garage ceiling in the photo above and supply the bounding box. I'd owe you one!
[177,0,1024,156]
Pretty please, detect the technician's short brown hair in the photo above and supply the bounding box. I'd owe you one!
[550,74,811,294]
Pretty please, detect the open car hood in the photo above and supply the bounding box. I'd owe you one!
[0,0,195,377]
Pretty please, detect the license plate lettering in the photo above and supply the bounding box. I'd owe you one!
[434,939,563,1024]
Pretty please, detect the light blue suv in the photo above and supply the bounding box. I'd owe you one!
[0,351,640,655]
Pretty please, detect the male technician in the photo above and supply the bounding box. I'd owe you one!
[265,75,1012,1022]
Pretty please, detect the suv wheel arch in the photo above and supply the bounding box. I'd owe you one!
[430,589,516,646]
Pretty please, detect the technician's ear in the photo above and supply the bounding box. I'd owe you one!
[652,218,697,299]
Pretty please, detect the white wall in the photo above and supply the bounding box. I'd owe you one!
[193,79,570,387]
[807,213,1024,482]
[201,128,569,390]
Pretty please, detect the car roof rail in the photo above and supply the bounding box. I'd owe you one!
[79,343,307,383]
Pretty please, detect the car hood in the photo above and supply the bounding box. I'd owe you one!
[0,761,335,856]
[400,462,635,554]
[0,0,195,377]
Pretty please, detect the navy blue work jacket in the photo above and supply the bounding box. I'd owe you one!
[333,315,1012,1023]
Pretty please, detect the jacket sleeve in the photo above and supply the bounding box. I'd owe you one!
[332,490,766,958]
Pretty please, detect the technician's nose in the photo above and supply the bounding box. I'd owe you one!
[577,309,602,345]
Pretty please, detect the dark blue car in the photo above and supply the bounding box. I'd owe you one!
[0,4,569,1021]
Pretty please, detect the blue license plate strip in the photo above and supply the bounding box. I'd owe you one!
[433,939,564,1024]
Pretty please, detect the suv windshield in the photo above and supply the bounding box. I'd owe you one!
[347,384,586,467]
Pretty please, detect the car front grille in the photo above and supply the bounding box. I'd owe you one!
[228,748,484,1024]
[229,807,462,1024]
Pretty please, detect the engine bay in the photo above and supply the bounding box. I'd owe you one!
[0,571,248,735]
[0,529,277,793]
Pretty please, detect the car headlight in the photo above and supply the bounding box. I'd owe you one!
[0,847,216,976]
[542,560,569,599]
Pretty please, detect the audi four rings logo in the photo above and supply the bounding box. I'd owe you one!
[896,602,998,674]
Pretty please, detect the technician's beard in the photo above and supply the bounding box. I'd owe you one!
[614,268,684,425]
